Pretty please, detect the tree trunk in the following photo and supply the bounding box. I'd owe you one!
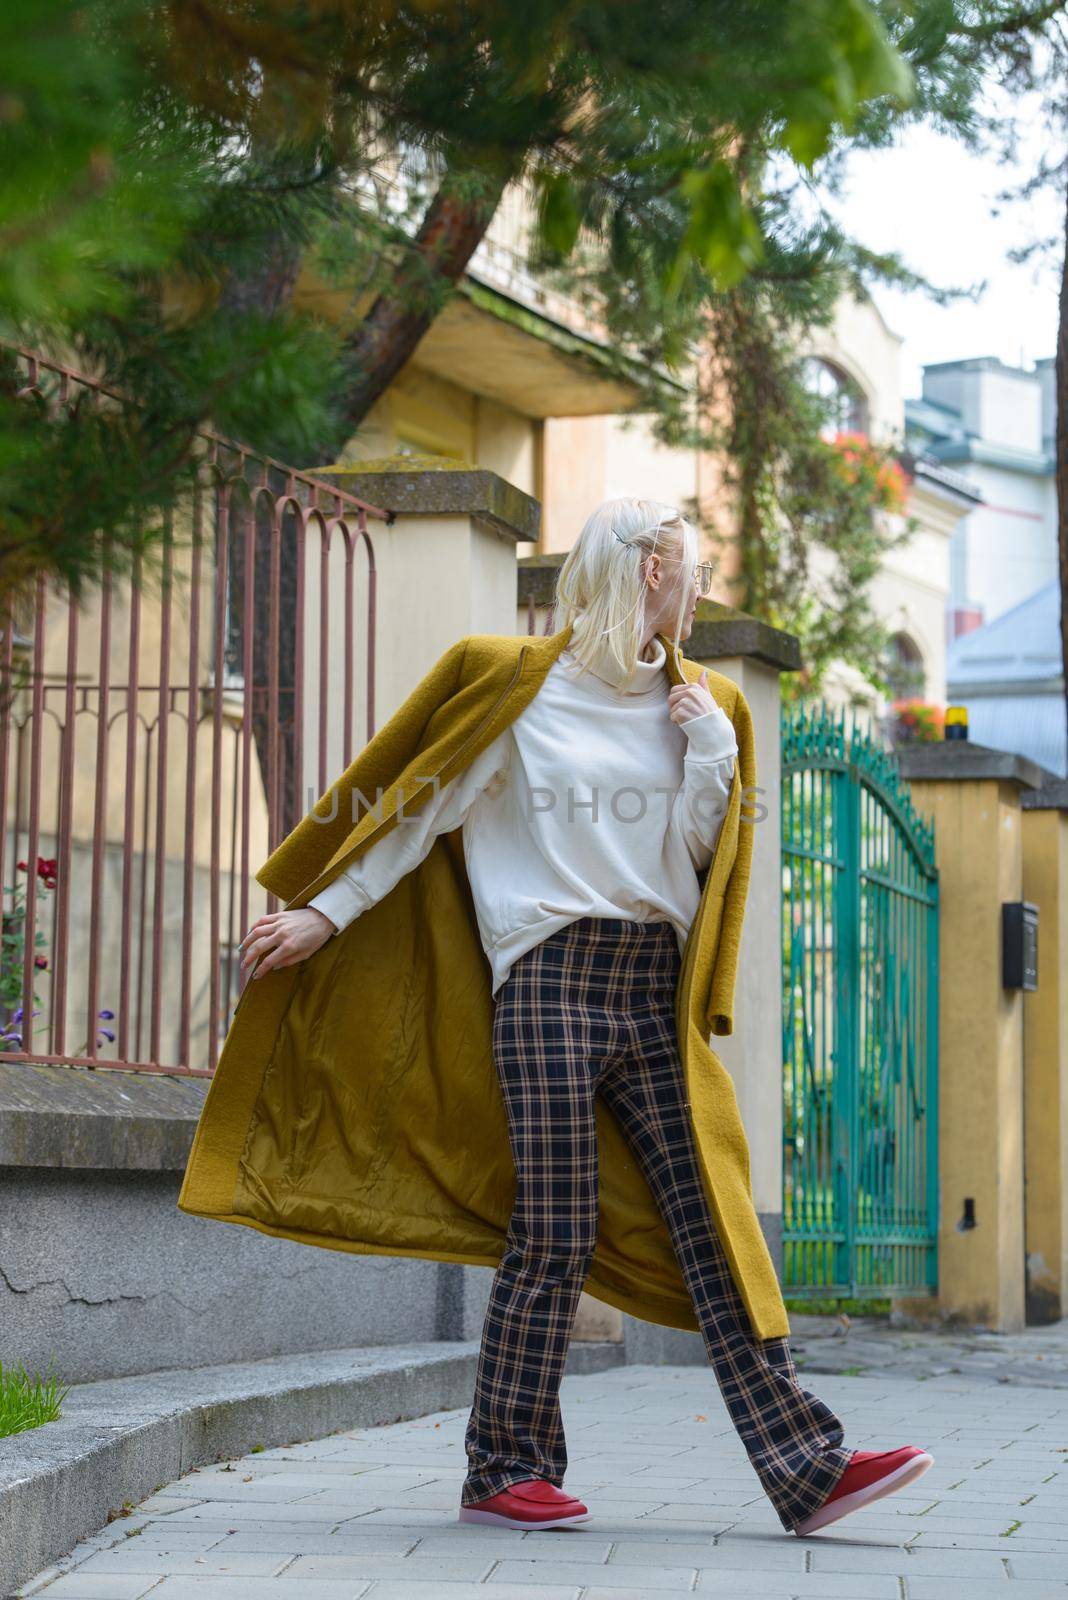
[1056,169,1068,776]
[325,165,514,448]
[226,165,513,835]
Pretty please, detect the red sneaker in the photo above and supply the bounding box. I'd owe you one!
[458,1476,590,1529]
[794,1446,934,1536]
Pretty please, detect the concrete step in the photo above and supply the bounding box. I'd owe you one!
[0,1337,625,1594]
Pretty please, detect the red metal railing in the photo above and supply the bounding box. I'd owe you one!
[0,349,386,1076]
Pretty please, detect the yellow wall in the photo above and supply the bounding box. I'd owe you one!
[902,775,1027,1331]
[337,362,540,507]
[1022,805,1068,1321]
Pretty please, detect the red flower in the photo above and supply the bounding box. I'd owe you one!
[34,955,48,970]
[831,431,908,514]
[15,857,57,888]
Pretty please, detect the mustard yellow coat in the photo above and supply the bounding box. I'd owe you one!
[177,621,791,1341]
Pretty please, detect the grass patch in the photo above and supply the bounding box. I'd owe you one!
[0,1358,69,1438]
[785,1297,891,1317]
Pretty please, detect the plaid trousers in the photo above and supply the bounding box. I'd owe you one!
[460,915,852,1532]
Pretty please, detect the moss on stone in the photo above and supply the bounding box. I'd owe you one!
[319,453,475,476]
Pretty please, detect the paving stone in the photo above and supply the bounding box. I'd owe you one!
[147,1480,332,1503]
[362,1587,582,1600]
[907,1583,1068,1598]
[71,1551,290,1577]
[325,1506,458,1526]
[813,1543,1006,1575]
[204,1529,419,1555]
[142,1581,374,1598]
[911,1531,1068,1552]
[282,1551,496,1580]
[645,1538,808,1571]
[412,1533,615,1558]
[17,1578,162,1599]
[692,1575,900,1598]
[638,1501,763,1522]
[162,1500,353,1523]
[130,1496,207,1513]
[80,1526,232,1552]
[1003,1551,1068,1580]
[490,1559,699,1588]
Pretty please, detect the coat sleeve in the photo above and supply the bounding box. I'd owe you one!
[705,683,756,1039]
[307,729,511,935]
[255,636,469,903]
[671,704,738,874]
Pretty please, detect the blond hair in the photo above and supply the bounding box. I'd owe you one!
[552,497,699,682]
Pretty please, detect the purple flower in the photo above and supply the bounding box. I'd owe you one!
[97,1029,116,1044]
[1,1033,22,1048]
[98,1009,115,1020]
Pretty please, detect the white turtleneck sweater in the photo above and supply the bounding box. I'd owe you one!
[308,634,739,997]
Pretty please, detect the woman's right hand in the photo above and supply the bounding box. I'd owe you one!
[239,908,337,979]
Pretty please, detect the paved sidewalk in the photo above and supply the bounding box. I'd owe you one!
[13,1354,1068,1599]
[787,1309,1068,1390]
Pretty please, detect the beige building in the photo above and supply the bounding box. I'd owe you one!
[326,179,974,723]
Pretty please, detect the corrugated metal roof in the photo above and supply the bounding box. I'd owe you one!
[946,580,1066,777]
[952,694,1066,780]
[947,581,1062,687]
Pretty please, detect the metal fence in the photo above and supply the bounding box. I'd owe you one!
[1,348,386,1076]
[781,701,940,1301]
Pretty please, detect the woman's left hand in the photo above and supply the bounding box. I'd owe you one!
[667,668,719,726]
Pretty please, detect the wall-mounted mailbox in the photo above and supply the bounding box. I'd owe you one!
[1002,900,1039,991]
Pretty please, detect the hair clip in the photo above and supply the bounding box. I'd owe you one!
[614,516,673,546]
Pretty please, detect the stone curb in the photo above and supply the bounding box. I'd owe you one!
[0,1338,624,1595]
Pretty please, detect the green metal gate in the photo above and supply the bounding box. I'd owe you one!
[781,702,939,1300]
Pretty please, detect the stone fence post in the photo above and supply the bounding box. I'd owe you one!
[685,609,802,1284]
[894,742,1063,1332]
[1020,779,1068,1324]
[323,457,540,717]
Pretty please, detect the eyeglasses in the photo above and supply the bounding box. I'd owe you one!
[630,541,715,598]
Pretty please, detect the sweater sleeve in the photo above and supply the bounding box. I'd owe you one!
[308,729,512,935]
[672,703,739,874]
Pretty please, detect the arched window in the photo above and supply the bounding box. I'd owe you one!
[802,357,870,440]
[885,632,926,701]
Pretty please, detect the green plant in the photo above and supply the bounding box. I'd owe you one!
[0,1356,70,1438]
[1,856,54,1045]
[0,855,118,1054]
[784,1296,891,1316]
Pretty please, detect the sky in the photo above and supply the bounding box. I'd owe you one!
[823,91,1062,400]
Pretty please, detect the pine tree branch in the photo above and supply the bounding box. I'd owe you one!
[325,163,517,446]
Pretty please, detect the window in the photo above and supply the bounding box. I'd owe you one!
[802,357,871,440]
[885,632,926,702]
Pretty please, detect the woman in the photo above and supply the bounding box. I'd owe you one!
[236,497,932,1538]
